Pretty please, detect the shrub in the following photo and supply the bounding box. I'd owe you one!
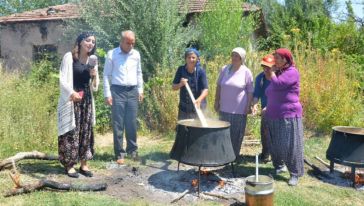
[140,71,179,132]
[196,0,257,57]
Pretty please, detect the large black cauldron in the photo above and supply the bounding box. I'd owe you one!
[326,126,364,186]
[170,119,236,167]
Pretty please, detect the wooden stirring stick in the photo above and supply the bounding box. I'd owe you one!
[184,82,208,127]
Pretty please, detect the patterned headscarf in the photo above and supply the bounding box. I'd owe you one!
[184,48,202,92]
[76,32,94,45]
[184,48,200,58]
[184,48,201,68]
[75,31,96,55]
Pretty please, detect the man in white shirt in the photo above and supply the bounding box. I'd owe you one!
[103,30,144,164]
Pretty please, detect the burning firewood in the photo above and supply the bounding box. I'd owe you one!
[218,180,225,188]
[191,179,199,187]
[200,169,211,176]
[343,171,364,185]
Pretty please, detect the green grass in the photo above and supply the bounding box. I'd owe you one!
[0,192,126,206]
[1,132,364,206]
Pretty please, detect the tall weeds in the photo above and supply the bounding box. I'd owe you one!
[296,49,363,132]
[0,65,58,158]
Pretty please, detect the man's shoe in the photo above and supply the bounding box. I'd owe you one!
[116,158,125,165]
[288,175,299,186]
[275,165,288,175]
[79,168,93,177]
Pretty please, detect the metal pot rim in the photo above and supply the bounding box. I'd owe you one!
[332,126,364,135]
[177,119,230,128]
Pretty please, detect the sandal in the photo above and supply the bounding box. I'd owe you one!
[65,168,79,178]
[79,167,93,177]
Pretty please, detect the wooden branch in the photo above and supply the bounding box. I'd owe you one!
[314,156,330,169]
[0,151,58,171]
[4,179,107,197]
[170,189,189,204]
[304,159,332,179]
[243,140,261,145]
[202,192,240,202]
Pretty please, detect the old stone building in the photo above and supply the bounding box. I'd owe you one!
[0,1,265,71]
[0,3,80,70]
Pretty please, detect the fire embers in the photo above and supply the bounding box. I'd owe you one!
[200,169,212,176]
[191,179,199,187]
[343,171,364,185]
[218,180,225,188]
[190,169,226,189]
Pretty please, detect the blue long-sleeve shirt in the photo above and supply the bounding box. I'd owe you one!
[253,72,270,108]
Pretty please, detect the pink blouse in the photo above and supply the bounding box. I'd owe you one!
[217,64,254,115]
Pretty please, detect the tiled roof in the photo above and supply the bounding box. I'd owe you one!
[179,0,260,13]
[0,1,259,24]
[0,3,79,24]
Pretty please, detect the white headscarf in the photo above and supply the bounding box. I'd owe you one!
[232,47,246,64]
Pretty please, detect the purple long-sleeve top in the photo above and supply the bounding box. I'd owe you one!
[265,66,302,119]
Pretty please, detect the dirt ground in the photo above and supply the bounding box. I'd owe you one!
[44,133,247,205]
[5,133,363,205]
[91,133,246,205]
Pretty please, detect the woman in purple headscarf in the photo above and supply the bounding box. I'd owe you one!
[172,48,208,120]
[264,48,304,186]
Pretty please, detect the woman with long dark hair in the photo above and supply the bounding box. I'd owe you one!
[57,32,99,178]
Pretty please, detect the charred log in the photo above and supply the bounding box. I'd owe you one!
[4,179,107,197]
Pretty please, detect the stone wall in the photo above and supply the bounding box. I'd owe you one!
[0,20,73,71]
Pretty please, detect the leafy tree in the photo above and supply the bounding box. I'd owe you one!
[345,0,355,23]
[196,0,257,57]
[250,0,364,54]
[76,0,197,77]
[253,0,339,49]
